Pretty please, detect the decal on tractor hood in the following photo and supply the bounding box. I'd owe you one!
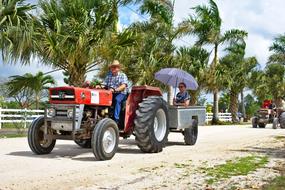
[91,91,100,104]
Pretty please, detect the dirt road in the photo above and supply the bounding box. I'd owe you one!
[0,125,284,190]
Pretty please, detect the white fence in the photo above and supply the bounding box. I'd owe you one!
[206,113,232,123]
[0,107,232,129]
[0,108,44,129]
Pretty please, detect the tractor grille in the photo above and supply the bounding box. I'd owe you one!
[50,89,75,101]
[55,109,68,117]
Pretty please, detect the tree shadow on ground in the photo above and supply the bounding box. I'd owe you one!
[230,143,285,159]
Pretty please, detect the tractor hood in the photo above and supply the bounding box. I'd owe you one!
[49,86,113,106]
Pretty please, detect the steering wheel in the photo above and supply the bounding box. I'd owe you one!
[102,85,116,92]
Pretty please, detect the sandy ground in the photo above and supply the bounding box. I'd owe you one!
[0,125,284,190]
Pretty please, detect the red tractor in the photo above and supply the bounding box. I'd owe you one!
[252,100,275,128]
[28,85,206,160]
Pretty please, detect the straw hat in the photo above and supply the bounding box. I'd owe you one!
[109,60,121,68]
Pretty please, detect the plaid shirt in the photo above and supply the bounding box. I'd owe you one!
[104,71,128,94]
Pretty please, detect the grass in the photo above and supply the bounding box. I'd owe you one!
[200,155,269,184]
[274,136,285,140]
[263,176,285,190]
[1,122,30,129]
[0,134,27,138]
[263,162,285,190]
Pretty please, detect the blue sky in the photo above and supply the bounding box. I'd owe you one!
[1,0,285,101]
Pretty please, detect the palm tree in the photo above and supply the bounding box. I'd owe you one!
[182,0,247,123]
[220,42,258,123]
[6,72,55,109]
[175,46,209,105]
[264,64,285,107]
[97,0,181,104]
[0,0,35,63]
[268,34,285,65]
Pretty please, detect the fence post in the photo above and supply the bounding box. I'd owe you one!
[24,108,27,128]
[0,107,2,129]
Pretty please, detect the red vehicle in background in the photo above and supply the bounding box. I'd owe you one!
[252,99,275,128]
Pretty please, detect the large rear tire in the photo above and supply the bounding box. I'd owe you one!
[28,116,56,154]
[74,139,91,148]
[279,112,285,129]
[134,96,169,153]
[252,117,258,128]
[273,118,278,129]
[91,118,119,161]
[183,119,198,145]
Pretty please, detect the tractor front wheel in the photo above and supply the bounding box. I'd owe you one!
[183,119,198,145]
[91,118,119,161]
[134,96,169,153]
[28,116,56,154]
[252,117,258,128]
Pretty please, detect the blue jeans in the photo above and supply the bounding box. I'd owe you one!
[113,93,127,122]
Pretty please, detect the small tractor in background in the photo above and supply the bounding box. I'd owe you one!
[28,85,206,160]
[252,100,275,128]
[252,99,285,129]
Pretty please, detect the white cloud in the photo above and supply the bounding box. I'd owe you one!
[173,0,285,67]
[245,34,272,67]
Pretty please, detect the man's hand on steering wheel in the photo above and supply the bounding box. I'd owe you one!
[103,85,117,93]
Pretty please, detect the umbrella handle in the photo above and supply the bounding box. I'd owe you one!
[174,77,178,101]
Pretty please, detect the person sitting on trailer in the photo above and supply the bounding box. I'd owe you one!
[173,82,190,106]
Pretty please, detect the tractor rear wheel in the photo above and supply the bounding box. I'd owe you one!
[134,96,169,153]
[28,116,56,154]
[183,119,198,145]
[252,117,258,128]
[74,139,91,148]
[273,118,278,129]
[279,112,285,129]
[91,118,119,161]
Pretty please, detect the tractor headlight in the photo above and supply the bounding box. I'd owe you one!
[47,108,56,118]
[67,109,74,118]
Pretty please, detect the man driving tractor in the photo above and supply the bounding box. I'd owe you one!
[104,60,128,124]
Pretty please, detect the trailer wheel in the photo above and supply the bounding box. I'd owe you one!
[252,117,258,128]
[28,116,56,154]
[258,123,266,128]
[183,119,198,145]
[74,139,91,148]
[91,118,119,161]
[134,96,169,153]
[272,118,278,129]
[279,112,285,129]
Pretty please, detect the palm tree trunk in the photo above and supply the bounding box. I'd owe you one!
[212,44,219,124]
[240,88,247,122]
[274,97,282,108]
[68,69,86,87]
[189,90,198,106]
[229,90,239,123]
[112,0,119,32]
[35,92,40,110]
[212,90,219,123]
[167,86,174,105]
